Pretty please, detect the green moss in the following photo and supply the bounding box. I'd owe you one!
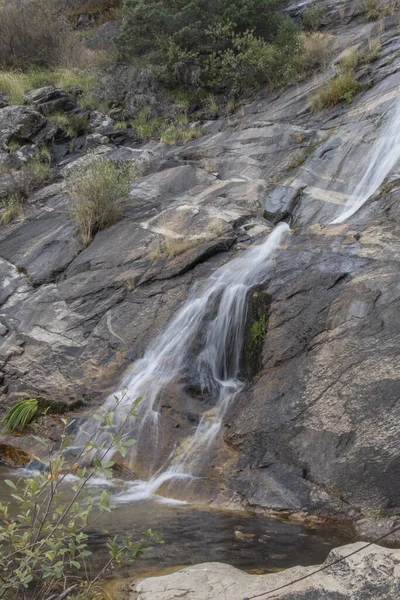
[250,314,267,347]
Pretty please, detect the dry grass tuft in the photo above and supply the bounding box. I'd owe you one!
[67,159,132,245]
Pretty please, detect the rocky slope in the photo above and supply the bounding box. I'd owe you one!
[0,0,399,521]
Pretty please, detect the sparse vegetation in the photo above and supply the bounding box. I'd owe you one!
[0,156,52,224]
[131,107,203,144]
[50,112,90,138]
[250,314,267,346]
[297,32,335,72]
[0,69,99,105]
[67,159,132,245]
[310,71,364,110]
[361,0,397,20]
[302,2,327,31]
[2,398,39,432]
[0,198,23,225]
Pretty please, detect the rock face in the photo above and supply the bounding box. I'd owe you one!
[128,543,400,600]
[24,86,77,115]
[0,0,400,516]
[0,106,46,149]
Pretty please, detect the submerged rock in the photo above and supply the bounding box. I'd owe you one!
[128,543,400,599]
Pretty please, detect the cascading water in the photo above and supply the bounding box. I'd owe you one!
[331,96,400,224]
[76,95,400,503]
[76,223,290,499]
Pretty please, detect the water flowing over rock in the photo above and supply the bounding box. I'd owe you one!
[1,0,400,520]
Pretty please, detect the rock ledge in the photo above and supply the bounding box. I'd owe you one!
[128,543,400,600]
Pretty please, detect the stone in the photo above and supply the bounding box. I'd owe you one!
[128,544,400,600]
[0,106,46,150]
[24,86,77,115]
[89,110,115,134]
[263,186,304,223]
[85,133,109,148]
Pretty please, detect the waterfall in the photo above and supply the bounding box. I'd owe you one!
[77,223,290,498]
[331,96,400,224]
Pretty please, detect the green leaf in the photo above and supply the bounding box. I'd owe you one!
[4,479,16,489]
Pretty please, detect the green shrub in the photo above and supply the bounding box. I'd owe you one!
[118,0,300,95]
[0,394,163,599]
[67,159,132,245]
[310,71,364,110]
[302,2,326,31]
[3,399,39,432]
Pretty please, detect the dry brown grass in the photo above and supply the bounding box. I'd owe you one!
[299,32,335,71]
[150,218,226,261]
[67,159,131,245]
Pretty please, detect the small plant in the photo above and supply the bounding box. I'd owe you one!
[37,143,52,164]
[50,112,89,138]
[340,50,360,72]
[0,157,52,224]
[362,0,381,20]
[297,32,335,72]
[68,159,132,245]
[115,120,128,130]
[302,2,326,31]
[3,398,39,432]
[360,38,382,63]
[250,315,267,346]
[0,198,24,225]
[310,72,364,110]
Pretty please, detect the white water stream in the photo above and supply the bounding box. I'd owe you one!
[75,94,400,503]
[331,96,400,223]
[77,223,290,500]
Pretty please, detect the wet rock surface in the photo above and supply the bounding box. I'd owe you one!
[0,0,399,516]
[128,543,400,600]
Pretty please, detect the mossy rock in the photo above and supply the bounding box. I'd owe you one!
[241,286,271,380]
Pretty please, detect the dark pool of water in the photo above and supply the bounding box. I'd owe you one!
[0,467,355,579]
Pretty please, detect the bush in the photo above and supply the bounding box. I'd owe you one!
[302,2,326,31]
[310,71,364,110]
[0,394,162,599]
[297,32,334,72]
[67,159,132,245]
[118,0,301,96]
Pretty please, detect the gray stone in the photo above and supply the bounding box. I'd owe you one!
[128,544,400,600]
[24,86,76,115]
[263,186,304,223]
[0,106,46,150]
[85,133,109,148]
[89,110,115,134]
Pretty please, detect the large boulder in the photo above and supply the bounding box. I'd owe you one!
[24,86,77,115]
[128,543,400,600]
[0,106,46,150]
